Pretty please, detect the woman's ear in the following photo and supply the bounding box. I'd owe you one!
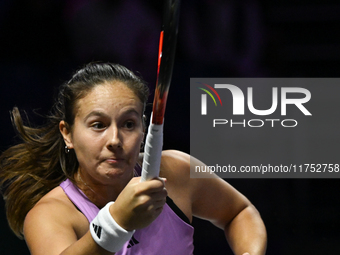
[59,120,74,149]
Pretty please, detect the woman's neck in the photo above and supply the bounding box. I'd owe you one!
[75,169,132,208]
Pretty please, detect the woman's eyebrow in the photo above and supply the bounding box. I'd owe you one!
[84,108,142,121]
[122,108,142,117]
[84,111,109,121]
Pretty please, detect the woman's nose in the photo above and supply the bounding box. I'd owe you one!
[107,126,122,149]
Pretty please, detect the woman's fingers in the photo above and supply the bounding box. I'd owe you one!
[111,176,168,230]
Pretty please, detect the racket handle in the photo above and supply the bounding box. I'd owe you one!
[141,114,164,182]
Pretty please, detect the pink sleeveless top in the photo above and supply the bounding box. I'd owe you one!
[60,178,194,254]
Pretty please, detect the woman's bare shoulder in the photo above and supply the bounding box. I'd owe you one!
[31,186,77,215]
[160,150,190,178]
[27,185,88,226]
[24,186,88,253]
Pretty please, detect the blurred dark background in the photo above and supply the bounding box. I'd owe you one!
[1,0,340,254]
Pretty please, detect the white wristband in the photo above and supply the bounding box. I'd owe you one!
[90,202,135,252]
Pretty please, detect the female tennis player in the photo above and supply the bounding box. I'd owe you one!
[0,62,266,255]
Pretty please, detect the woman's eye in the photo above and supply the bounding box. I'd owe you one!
[91,122,106,130]
[124,121,135,129]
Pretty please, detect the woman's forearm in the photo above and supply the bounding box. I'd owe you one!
[225,205,267,255]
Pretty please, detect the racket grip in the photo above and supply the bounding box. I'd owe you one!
[141,115,164,182]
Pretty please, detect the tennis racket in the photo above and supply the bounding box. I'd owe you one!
[141,0,181,182]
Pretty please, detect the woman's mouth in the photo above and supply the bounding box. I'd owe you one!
[105,158,123,164]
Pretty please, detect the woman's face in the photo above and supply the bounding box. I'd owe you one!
[63,81,144,185]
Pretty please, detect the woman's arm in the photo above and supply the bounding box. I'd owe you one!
[224,204,266,255]
[190,175,267,255]
[162,150,267,255]
[24,177,167,255]
[23,188,114,255]
[24,194,112,255]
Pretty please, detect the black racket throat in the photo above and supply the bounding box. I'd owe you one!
[152,0,181,124]
[157,0,180,93]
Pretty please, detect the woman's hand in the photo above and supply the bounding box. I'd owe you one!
[109,177,167,231]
